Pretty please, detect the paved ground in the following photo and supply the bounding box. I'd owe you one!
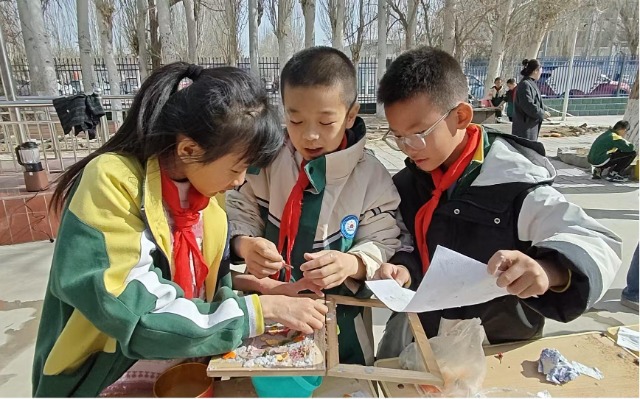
[1,115,638,397]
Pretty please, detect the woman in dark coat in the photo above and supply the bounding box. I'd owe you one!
[512,59,550,141]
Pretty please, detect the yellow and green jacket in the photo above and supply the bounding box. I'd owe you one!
[587,129,636,166]
[32,154,264,397]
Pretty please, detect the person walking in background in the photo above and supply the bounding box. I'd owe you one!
[588,120,637,182]
[512,59,550,141]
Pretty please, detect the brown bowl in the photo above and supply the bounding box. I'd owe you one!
[153,362,213,398]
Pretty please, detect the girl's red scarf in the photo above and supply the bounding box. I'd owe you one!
[161,170,210,298]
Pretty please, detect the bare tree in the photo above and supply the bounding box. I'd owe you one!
[77,0,97,93]
[249,0,259,73]
[116,0,139,56]
[624,75,639,147]
[17,0,58,95]
[441,0,455,54]
[148,0,161,68]
[377,0,388,117]
[267,0,295,71]
[333,0,345,49]
[95,0,123,121]
[209,0,245,65]
[137,0,150,79]
[388,0,419,50]
[183,0,197,62]
[617,0,639,57]
[0,1,26,61]
[484,0,514,94]
[157,0,179,62]
[301,0,316,48]
[345,0,376,69]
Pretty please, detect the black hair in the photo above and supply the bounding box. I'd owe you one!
[52,62,283,210]
[521,59,541,77]
[280,46,357,106]
[494,77,502,83]
[377,46,468,112]
[506,78,516,84]
[613,120,630,131]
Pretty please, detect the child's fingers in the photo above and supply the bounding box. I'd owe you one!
[487,250,515,275]
[496,262,525,288]
[300,252,334,272]
[505,275,529,296]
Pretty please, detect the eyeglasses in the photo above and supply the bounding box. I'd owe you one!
[382,105,458,152]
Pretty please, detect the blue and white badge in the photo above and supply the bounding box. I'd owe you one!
[340,215,359,239]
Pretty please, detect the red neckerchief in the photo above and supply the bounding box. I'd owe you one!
[414,125,481,273]
[161,169,210,298]
[275,135,348,281]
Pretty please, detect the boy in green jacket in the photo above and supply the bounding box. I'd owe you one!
[588,120,636,182]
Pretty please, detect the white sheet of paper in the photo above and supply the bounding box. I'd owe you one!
[366,246,508,313]
[616,327,639,352]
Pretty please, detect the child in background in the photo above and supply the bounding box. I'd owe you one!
[505,78,517,122]
[588,120,637,182]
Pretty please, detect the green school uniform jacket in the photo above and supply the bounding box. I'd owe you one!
[226,118,401,365]
[587,129,636,166]
[32,154,264,397]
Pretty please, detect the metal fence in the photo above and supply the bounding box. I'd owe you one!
[464,54,638,98]
[7,55,638,103]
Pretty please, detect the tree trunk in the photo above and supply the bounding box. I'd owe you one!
[95,0,123,123]
[149,0,161,69]
[376,0,387,117]
[405,0,418,50]
[225,0,239,65]
[301,0,316,48]
[183,0,197,62]
[277,0,293,72]
[484,0,513,95]
[441,0,455,54]
[249,0,259,74]
[332,0,344,50]
[157,0,178,63]
[77,0,96,94]
[624,76,639,148]
[136,0,149,80]
[524,21,548,60]
[16,0,58,96]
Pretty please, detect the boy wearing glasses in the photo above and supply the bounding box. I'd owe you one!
[376,46,621,356]
[227,47,404,365]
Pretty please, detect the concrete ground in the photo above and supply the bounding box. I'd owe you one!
[1,116,638,397]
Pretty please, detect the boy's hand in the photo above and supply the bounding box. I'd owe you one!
[235,236,284,278]
[487,250,569,298]
[300,251,361,290]
[267,278,325,298]
[373,263,411,287]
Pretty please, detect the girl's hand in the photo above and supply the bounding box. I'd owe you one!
[299,251,361,290]
[260,296,328,334]
[373,263,411,287]
[234,236,284,278]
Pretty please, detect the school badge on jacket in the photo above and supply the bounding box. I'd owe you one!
[341,215,359,239]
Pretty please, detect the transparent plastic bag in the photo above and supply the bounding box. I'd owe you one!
[429,318,487,397]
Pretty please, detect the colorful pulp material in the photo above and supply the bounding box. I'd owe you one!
[537,348,604,385]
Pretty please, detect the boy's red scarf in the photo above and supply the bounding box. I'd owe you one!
[414,125,481,273]
[275,136,348,282]
[161,170,210,298]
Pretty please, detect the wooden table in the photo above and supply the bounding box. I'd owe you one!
[376,331,639,398]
